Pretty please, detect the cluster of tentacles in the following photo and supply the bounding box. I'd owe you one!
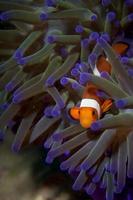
[0,0,133,200]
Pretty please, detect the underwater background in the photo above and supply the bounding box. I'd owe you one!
[0,0,133,200]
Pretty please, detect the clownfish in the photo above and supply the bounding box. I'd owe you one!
[70,42,129,128]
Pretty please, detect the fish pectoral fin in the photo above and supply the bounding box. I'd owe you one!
[69,107,80,120]
[101,99,112,113]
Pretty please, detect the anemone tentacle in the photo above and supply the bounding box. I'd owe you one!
[0,1,133,200]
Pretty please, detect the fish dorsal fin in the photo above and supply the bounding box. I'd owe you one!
[112,42,129,55]
[101,99,112,113]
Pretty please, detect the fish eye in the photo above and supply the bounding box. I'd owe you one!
[92,110,96,116]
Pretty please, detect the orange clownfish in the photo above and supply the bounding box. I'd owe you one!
[70,42,129,129]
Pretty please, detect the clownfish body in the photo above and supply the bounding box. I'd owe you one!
[70,83,112,128]
[70,42,129,128]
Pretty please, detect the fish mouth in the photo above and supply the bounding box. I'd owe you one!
[80,119,93,129]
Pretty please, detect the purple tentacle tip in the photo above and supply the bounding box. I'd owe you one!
[79,72,91,85]
[47,35,55,43]
[0,12,10,21]
[72,82,79,90]
[80,162,89,171]
[45,76,54,86]
[44,137,52,149]
[125,0,133,6]
[71,68,79,77]
[128,69,133,77]
[85,185,95,195]
[121,57,129,64]
[60,77,68,86]
[127,48,133,57]
[92,176,98,183]
[0,102,8,111]
[101,33,110,42]
[5,82,14,92]
[115,186,123,194]
[75,25,84,33]
[40,12,48,21]
[51,106,61,117]
[12,94,22,104]
[100,71,109,78]
[81,38,89,48]
[115,99,127,108]
[47,150,56,159]
[64,150,70,156]
[60,162,67,171]
[97,37,106,47]
[91,14,97,21]
[68,167,75,175]
[91,121,101,131]
[128,13,133,21]
[101,0,111,6]
[90,32,99,41]
[107,11,116,21]
[17,58,26,65]
[46,0,56,6]
[44,106,53,117]
[72,183,80,191]
[52,133,62,141]
[45,156,53,164]
[13,50,23,59]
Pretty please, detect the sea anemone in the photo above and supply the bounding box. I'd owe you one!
[0,0,133,200]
